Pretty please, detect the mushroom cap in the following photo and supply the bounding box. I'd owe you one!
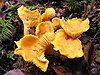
[42,8,56,21]
[14,34,49,72]
[52,17,61,29]
[52,29,84,59]
[14,34,39,51]
[36,21,54,38]
[18,5,41,22]
[60,18,90,39]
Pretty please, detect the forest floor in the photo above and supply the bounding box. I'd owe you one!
[0,0,100,75]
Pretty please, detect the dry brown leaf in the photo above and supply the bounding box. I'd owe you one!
[53,66,73,75]
[83,42,92,61]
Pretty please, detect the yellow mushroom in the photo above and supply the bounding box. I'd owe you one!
[38,32,54,49]
[18,5,41,23]
[52,29,84,59]
[15,6,90,72]
[42,8,56,21]
[36,21,54,38]
[14,34,49,72]
[18,6,42,35]
[60,18,90,39]
[52,17,61,30]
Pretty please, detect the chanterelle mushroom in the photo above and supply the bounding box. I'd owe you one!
[52,17,61,30]
[18,5,41,23]
[14,6,90,72]
[35,21,54,38]
[60,18,90,39]
[52,29,84,59]
[17,6,42,35]
[14,34,49,72]
[42,8,56,21]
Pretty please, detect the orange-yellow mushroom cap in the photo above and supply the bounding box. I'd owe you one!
[42,8,56,21]
[60,18,90,39]
[52,17,61,29]
[52,29,84,59]
[18,5,41,22]
[36,21,54,38]
[14,34,49,72]
[14,34,39,51]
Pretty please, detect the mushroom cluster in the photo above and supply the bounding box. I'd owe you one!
[14,6,90,72]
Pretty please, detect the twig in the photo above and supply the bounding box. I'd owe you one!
[3,4,19,13]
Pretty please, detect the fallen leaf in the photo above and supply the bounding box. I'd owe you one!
[52,66,73,75]
[83,42,92,61]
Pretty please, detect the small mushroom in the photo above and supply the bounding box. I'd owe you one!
[52,29,84,59]
[52,17,61,30]
[36,21,54,38]
[60,18,90,39]
[18,5,41,23]
[42,8,56,21]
